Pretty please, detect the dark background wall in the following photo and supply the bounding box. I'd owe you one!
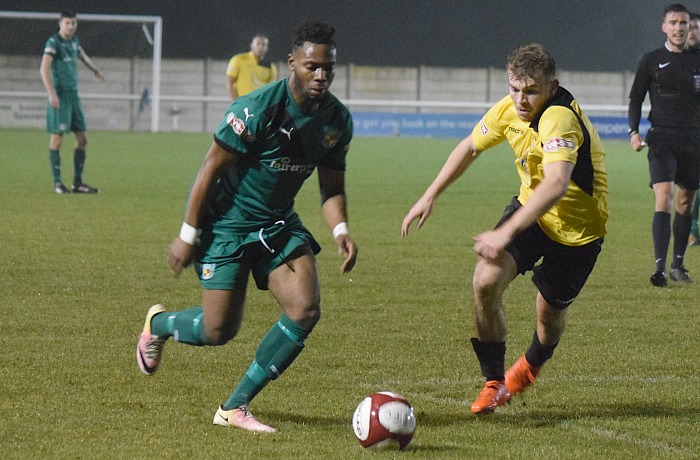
[0,0,692,71]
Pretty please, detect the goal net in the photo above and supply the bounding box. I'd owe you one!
[0,11,162,132]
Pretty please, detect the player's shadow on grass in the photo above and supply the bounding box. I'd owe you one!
[497,401,699,428]
[412,401,697,429]
[263,403,696,455]
[265,410,346,428]
[265,410,464,455]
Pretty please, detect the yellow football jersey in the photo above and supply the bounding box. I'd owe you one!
[226,51,277,96]
[471,88,608,246]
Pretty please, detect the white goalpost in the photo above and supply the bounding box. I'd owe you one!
[0,11,163,132]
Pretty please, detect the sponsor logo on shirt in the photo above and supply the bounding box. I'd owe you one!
[270,156,315,174]
[226,112,244,134]
[480,120,488,136]
[543,137,575,152]
[226,112,256,142]
[278,126,294,140]
[244,107,254,121]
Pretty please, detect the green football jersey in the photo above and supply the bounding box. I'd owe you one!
[209,79,353,232]
[43,32,81,91]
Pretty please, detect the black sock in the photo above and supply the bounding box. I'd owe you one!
[470,338,505,381]
[524,331,558,367]
[652,212,671,272]
[671,212,692,269]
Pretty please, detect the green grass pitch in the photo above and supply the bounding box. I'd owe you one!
[0,129,698,458]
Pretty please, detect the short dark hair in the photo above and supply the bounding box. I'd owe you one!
[690,11,700,21]
[291,20,336,51]
[507,43,556,83]
[663,3,689,16]
[60,10,76,19]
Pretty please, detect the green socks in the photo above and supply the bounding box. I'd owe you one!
[73,148,85,185]
[149,310,312,409]
[49,148,86,185]
[223,315,310,410]
[49,149,60,183]
[151,306,208,345]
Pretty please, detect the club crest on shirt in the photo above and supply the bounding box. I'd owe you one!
[320,126,340,148]
[543,137,575,152]
[226,112,256,142]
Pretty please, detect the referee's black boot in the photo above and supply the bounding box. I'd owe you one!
[650,270,668,287]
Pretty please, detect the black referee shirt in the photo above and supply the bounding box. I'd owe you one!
[628,46,700,131]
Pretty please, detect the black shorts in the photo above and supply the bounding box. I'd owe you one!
[645,127,700,191]
[496,197,604,310]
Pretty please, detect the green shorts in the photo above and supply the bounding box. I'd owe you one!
[193,217,321,291]
[47,90,86,134]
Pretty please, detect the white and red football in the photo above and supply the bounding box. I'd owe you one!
[352,391,416,450]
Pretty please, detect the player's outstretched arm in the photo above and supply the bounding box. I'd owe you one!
[78,48,104,81]
[318,165,357,273]
[401,135,480,237]
[169,141,240,276]
[473,160,573,261]
[401,195,435,237]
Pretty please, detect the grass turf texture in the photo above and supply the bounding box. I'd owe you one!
[1,129,698,459]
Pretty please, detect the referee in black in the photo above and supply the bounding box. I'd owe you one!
[628,2,700,286]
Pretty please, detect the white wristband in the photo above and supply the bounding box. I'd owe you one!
[332,222,349,239]
[179,222,198,245]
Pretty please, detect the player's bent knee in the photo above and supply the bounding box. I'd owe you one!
[286,304,321,330]
[473,269,503,297]
[75,133,88,149]
[204,325,239,345]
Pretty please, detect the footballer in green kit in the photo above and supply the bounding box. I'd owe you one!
[40,10,103,194]
[136,20,357,433]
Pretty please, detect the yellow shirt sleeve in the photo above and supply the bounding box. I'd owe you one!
[471,95,510,152]
[538,106,583,166]
[226,55,241,79]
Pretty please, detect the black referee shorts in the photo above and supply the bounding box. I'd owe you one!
[645,127,700,191]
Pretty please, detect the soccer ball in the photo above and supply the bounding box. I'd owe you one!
[352,391,416,450]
